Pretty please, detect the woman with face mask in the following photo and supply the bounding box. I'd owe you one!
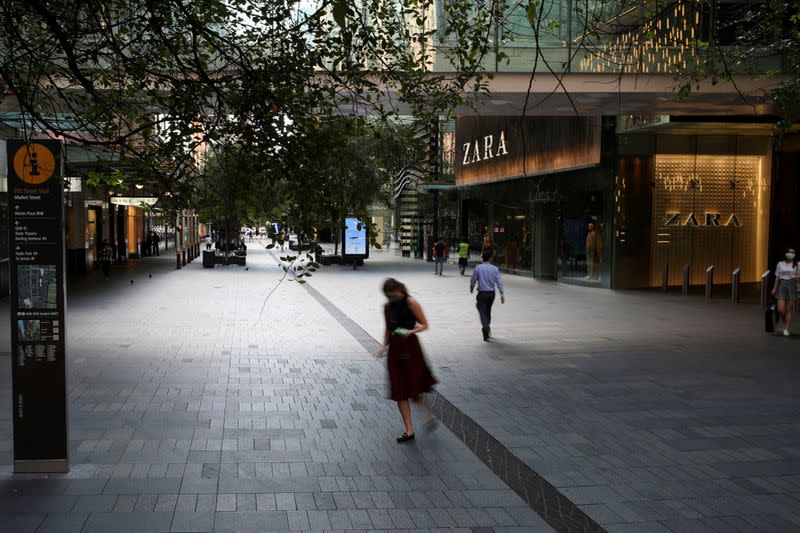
[377,278,437,442]
[772,247,799,336]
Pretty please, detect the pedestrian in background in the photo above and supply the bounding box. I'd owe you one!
[458,238,469,275]
[481,234,495,257]
[772,247,799,336]
[152,232,160,256]
[99,240,113,280]
[432,237,447,276]
[470,252,505,341]
[378,278,437,443]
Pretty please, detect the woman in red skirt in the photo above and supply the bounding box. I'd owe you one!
[378,278,437,442]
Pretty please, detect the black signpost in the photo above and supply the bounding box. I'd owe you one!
[8,139,69,473]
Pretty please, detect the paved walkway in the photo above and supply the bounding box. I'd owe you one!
[304,251,800,533]
[0,246,550,533]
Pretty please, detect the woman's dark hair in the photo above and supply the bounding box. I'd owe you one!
[383,278,408,296]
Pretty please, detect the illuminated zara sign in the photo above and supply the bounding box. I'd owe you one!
[462,131,509,166]
[663,212,742,227]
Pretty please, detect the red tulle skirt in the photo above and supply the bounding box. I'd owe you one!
[387,334,437,401]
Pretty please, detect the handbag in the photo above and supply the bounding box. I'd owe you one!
[765,304,776,333]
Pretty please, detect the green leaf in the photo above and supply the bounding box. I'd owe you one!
[304,272,312,277]
[526,2,537,25]
[266,244,275,249]
[297,279,307,284]
[333,0,347,29]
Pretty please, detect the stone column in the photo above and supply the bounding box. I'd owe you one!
[176,212,182,270]
[191,212,197,260]
[194,214,200,258]
[181,211,187,266]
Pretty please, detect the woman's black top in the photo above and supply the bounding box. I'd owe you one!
[387,296,417,330]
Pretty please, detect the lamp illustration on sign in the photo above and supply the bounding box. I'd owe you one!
[13,143,56,185]
[462,131,509,166]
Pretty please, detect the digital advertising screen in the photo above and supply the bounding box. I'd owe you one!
[342,217,368,258]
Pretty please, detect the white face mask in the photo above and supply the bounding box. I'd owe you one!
[787,253,796,260]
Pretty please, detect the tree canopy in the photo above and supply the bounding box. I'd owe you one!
[0,0,503,204]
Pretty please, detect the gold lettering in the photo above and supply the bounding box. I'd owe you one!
[664,212,680,226]
[725,214,742,227]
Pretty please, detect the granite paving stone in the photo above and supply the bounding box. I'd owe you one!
[0,246,560,532]
[2,245,798,531]
[306,250,800,531]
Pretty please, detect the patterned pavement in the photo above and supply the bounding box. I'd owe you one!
[304,250,800,533]
[0,245,551,533]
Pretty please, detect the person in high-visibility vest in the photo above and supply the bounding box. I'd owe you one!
[458,239,470,275]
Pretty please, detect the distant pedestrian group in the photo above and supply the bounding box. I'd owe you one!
[429,236,506,341]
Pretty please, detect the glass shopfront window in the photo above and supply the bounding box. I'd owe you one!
[492,205,532,275]
[127,206,144,256]
[558,191,607,285]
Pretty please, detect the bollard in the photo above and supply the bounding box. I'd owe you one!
[705,265,714,299]
[731,267,741,303]
[682,264,690,295]
[761,270,771,308]
[176,251,181,270]
[662,263,669,292]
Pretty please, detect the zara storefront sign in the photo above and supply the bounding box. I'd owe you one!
[455,116,601,186]
[664,212,742,227]
[462,131,509,165]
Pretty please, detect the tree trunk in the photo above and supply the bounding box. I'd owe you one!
[333,219,339,255]
[225,219,230,257]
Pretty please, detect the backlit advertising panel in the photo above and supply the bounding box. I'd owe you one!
[342,217,368,258]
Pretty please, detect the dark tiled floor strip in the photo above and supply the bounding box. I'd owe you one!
[303,282,607,533]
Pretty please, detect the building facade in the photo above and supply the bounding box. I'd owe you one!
[454,115,786,292]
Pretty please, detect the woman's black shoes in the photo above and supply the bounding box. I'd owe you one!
[397,432,415,443]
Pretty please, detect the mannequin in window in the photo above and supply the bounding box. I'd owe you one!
[585,222,602,280]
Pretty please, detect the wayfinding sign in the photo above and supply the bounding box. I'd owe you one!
[8,140,69,473]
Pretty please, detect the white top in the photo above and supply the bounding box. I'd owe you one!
[776,260,798,280]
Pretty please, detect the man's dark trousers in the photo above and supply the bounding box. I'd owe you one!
[476,291,496,332]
